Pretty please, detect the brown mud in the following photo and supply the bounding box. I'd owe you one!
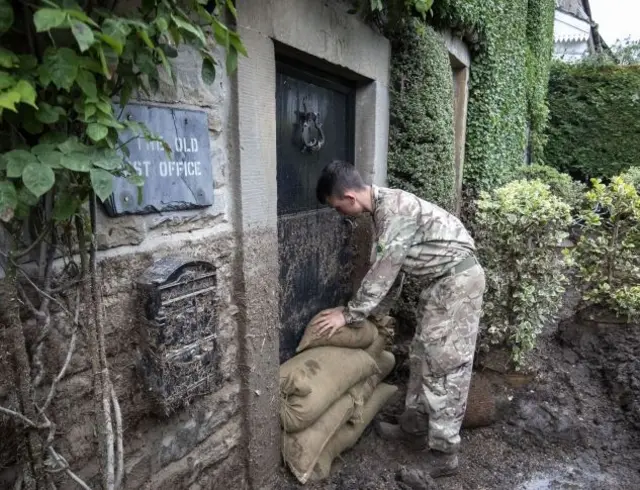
[274,309,640,489]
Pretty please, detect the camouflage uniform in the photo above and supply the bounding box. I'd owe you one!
[343,185,485,454]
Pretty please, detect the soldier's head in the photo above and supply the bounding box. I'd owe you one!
[316,160,371,217]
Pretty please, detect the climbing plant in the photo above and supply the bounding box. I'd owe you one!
[0,1,243,489]
[430,0,555,193]
[525,0,555,164]
[387,20,455,211]
[384,0,556,207]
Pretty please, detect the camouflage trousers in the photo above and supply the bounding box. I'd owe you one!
[403,263,485,453]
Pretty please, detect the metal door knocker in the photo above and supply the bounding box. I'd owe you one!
[299,103,325,154]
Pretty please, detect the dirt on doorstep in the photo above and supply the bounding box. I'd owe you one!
[273,310,640,490]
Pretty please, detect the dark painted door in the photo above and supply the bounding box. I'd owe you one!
[276,60,355,363]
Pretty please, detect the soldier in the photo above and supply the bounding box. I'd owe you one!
[311,160,485,484]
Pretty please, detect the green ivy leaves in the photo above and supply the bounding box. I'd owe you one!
[39,47,80,90]
[71,20,96,52]
[0,74,38,114]
[87,123,108,142]
[34,6,99,53]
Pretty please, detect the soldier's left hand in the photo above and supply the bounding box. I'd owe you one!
[311,309,347,338]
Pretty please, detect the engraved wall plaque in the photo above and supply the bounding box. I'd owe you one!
[104,104,213,216]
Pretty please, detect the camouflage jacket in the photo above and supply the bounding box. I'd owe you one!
[344,186,475,325]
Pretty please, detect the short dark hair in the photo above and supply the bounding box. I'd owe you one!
[316,160,366,204]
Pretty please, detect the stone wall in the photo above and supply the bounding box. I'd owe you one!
[0,1,391,488]
[88,39,244,487]
[0,33,248,490]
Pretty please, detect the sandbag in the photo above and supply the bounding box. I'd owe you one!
[296,312,379,352]
[462,374,499,429]
[348,350,395,423]
[283,393,355,484]
[363,331,387,359]
[310,383,398,482]
[280,347,379,432]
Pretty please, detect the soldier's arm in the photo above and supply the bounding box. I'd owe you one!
[369,272,405,322]
[343,214,417,325]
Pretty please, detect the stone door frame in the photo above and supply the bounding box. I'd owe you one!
[231,0,390,487]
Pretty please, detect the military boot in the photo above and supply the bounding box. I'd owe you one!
[374,409,428,450]
[425,449,459,478]
[397,450,459,488]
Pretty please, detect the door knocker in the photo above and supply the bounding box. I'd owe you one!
[299,104,325,154]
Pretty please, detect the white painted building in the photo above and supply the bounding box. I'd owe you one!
[553,0,595,62]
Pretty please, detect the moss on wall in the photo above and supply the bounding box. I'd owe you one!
[386,0,556,205]
[545,63,640,181]
[387,21,456,211]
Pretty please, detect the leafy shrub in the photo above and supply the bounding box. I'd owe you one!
[513,164,585,211]
[620,167,640,190]
[565,177,640,319]
[476,180,572,367]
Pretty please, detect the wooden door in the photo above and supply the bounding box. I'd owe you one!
[275,59,356,363]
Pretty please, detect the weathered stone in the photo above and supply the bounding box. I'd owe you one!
[149,417,242,490]
[124,451,152,490]
[156,383,240,467]
[96,213,146,250]
[140,44,228,110]
[210,142,227,189]
[148,190,228,233]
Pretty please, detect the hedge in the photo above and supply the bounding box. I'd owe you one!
[387,21,456,211]
[545,63,640,181]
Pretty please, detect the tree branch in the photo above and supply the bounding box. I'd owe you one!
[89,192,115,490]
[47,448,92,490]
[0,406,40,428]
[111,385,123,490]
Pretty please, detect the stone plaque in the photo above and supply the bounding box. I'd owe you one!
[103,104,213,217]
[136,256,219,416]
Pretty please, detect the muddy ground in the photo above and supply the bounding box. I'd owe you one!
[274,308,640,489]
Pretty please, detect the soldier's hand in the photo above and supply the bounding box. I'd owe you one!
[311,308,347,338]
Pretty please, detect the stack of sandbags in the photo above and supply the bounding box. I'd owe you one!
[280,312,397,484]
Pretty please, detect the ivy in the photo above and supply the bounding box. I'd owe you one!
[381,0,557,218]
[545,63,640,182]
[387,20,455,210]
[525,0,555,164]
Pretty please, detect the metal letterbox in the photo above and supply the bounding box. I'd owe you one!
[136,256,219,416]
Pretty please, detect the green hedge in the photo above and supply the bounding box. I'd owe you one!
[545,63,640,181]
[386,1,556,206]
[387,21,456,211]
